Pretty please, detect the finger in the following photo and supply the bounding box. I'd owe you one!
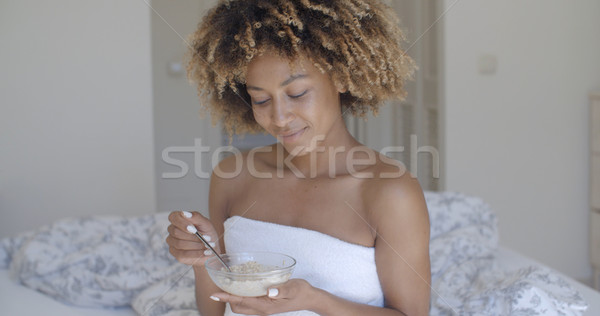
[168,247,208,266]
[210,292,246,305]
[169,210,216,238]
[210,293,266,315]
[167,224,198,241]
[267,287,280,298]
[166,234,206,251]
[267,279,305,299]
[210,293,252,315]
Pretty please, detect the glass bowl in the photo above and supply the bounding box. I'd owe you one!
[205,252,296,297]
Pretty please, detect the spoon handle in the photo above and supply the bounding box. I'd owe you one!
[193,231,231,272]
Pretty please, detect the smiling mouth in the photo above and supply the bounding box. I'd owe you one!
[278,127,307,139]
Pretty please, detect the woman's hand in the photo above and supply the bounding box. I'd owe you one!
[166,210,220,267]
[210,279,318,315]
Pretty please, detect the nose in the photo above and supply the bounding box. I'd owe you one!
[270,98,294,128]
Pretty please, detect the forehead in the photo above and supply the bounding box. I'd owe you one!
[245,51,314,83]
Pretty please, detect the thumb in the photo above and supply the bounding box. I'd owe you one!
[267,287,281,298]
[267,279,308,299]
[267,279,296,299]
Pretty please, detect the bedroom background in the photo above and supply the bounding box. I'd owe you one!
[1,0,599,290]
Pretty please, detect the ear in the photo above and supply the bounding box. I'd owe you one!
[336,83,347,94]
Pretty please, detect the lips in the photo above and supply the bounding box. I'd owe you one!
[277,127,307,142]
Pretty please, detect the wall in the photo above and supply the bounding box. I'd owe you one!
[0,0,156,238]
[442,0,600,281]
[151,0,222,216]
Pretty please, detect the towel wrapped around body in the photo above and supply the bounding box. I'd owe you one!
[222,215,384,316]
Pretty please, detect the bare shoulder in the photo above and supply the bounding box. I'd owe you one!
[210,151,246,189]
[209,148,253,219]
[209,144,275,207]
[211,143,276,181]
[362,154,429,231]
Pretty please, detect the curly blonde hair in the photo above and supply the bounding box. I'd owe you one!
[186,0,415,136]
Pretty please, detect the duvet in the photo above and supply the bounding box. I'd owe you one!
[0,192,588,315]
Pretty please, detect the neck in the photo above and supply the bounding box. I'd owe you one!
[278,120,363,178]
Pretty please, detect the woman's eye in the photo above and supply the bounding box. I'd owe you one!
[252,99,270,106]
[289,90,308,99]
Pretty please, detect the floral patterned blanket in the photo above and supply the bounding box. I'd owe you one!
[0,192,588,315]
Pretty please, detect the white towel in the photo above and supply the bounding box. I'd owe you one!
[223,216,384,316]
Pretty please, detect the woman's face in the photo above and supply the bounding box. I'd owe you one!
[246,52,344,156]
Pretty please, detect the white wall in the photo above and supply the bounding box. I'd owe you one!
[442,0,600,281]
[151,0,222,216]
[0,1,156,238]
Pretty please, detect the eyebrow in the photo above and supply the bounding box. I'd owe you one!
[246,74,308,91]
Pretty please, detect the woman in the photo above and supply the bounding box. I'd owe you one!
[166,0,430,315]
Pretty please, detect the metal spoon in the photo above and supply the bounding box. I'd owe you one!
[186,225,231,272]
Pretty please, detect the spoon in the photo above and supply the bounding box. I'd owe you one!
[186,225,231,272]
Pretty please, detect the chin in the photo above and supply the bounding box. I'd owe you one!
[280,143,311,157]
[276,128,320,156]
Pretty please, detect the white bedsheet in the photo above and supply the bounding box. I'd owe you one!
[0,269,135,316]
[1,248,597,316]
[496,247,600,316]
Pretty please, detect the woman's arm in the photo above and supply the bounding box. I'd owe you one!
[367,174,431,316]
[309,288,409,316]
[194,158,236,316]
[193,263,225,316]
[167,155,240,316]
[166,207,225,316]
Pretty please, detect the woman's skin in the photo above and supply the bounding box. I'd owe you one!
[166,52,431,316]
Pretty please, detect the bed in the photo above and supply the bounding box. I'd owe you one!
[1,191,598,315]
[0,268,136,315]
